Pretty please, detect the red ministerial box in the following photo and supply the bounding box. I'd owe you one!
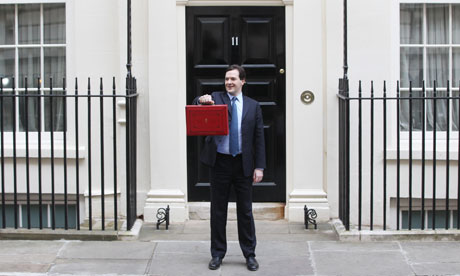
[186,105,229,136]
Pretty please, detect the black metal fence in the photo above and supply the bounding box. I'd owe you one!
[0,76,138,231]
[339,79,460,231]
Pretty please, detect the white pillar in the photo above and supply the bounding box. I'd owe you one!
[143,0,188,222]
[286,0,329,222]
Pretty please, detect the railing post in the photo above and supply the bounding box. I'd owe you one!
[125,76,137,230]
[0,78,5,229]
[125,77,132,230]
[338,77,350,231]
[339,0,350,231]
[124,0,137,231]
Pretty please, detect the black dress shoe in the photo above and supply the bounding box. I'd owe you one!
[208,257,222,270]
[246,256,259,271]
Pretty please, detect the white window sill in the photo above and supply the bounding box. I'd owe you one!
[84,190,120,197]
[387,149,459,161]
[0,144,85,159]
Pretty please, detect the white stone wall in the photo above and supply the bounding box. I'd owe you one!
[0,0,152,224]
[72,0,151,221]
[3,0,458,227]
[335,0,460,229]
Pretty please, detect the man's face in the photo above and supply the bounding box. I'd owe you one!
[225,69,245,96]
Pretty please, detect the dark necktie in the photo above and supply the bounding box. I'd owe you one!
[229,97,239,156]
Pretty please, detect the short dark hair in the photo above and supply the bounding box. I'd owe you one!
[226,64,246,80]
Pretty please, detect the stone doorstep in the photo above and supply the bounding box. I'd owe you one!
[331,219,460,241]
[0,219,143,241]
[188,202,285,220]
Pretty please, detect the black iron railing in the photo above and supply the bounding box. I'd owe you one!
[339,79,460,231]
[0,77,138,231]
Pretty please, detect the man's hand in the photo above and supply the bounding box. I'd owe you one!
[199,94,215,105]
[253,169,263,183]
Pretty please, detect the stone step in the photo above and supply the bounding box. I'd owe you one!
[80,219,125,231]
[188,202,285,220]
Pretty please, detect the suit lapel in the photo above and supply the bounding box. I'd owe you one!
[242,95,249,122]
[220,92,232,117]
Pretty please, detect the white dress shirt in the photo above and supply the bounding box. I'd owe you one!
[216,92,243,155]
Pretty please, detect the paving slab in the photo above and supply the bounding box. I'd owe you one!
[254,241,309,257]
[139,223,204,241]
[220,254,314,276]
[0,240,65,254]
[0,263,50,273]
[154,241,210,255]
[400,242,460,263]
[154,241,246,257]
[181,220,238,234]
[139,232,211,242]
[225,241,245,256]
[0,240,63,274]
[411,263,460,276]
[254,220,290,234]
[152,223,185,234]
[310,241,400,251]
[5,220,460,276]
[49,259,149,275]
[140,220,338,242]
[148,253,220,276]
[256,233,334,242]
[182,221,209,234]
[313,251,414,276]
[288,222,333,234]
[0,254,56,263]
[59,241,155,260]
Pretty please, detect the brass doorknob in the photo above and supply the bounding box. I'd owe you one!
[279,68,285,74]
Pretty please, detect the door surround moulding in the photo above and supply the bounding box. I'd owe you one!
[176,0,292,6]
[172,0,295,221]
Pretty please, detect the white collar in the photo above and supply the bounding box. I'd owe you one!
[227,92,243,102]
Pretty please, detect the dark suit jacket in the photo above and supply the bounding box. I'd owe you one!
[193,91,266,177]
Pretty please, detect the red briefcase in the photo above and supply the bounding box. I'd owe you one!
[185,105,229,136]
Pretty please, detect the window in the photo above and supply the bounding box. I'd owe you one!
[0,204,77,229]
[402,209,458,229]
[400,3,460,132]
[0,3,66,132]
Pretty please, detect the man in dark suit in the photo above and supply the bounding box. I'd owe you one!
[194,65,266,271]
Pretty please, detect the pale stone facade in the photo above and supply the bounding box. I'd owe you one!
[1,0,458,229]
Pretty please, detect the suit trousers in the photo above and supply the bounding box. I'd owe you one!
[210,153,256,259]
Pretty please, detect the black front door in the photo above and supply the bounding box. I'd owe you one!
[186,6,286,202]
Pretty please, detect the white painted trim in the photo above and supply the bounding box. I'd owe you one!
[147,189,186,199]
[144,189,187,222]
[289,189,328,199]
[285,3,293,212]
[387,148,460,160]
[176,0,290,6]
[288,189,329,222]
[0,44,68,48]
[84,190,120,197]
[177,3,189,203]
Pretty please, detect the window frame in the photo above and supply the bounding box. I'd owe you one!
[0,1,69,143]
[395,0,460,142]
